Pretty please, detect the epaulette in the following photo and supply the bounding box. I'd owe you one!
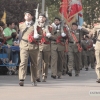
[19,22,24,24]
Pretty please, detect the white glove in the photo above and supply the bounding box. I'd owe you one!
[61,33,66,37]
[46,33,52,38]
[93,44,96,47]
[78,26,82,29]
[34,33,39,39]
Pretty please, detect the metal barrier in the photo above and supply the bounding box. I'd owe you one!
[0,45,20,75]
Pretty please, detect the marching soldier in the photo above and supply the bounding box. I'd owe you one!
[92,23,100,83]
[18,11,39,86]
[50,17,67,79]
[67,23,89,76]
[86,35,95,69]
[36,13,51,82]
[81,35,89,71]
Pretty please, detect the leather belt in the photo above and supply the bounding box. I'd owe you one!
[69,41,79,43]
[51,39,64,42]
[22,39,36,44]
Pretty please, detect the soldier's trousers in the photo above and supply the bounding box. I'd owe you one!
[88,50,95,68]
[95,50,100,79]
[19,49,38,82]
[63,53,68,73]
[68,51,80,74]
[37,51,50,78]
[82,51,88,68]
[51,50,64,76]
[79,52,83,69]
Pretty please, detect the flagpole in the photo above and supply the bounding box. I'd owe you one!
[42,0,45,14]
[78,14,80,25]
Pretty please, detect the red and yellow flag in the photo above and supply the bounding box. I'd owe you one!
[59,0,82,25]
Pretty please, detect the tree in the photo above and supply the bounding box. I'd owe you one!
[0,0,37,24]
[82,0,100,25]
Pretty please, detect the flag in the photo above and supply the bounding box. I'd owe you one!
[76,11,83,26]
[1,10,6,24]
[59,0,83,25]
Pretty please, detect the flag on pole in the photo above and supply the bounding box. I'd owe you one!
[1,10,6,24]
[59,0,83,25]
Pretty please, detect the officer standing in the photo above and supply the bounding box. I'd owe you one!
[19,11,39,86]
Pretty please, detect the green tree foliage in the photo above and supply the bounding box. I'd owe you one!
[82,0,100,25]
[0,0,37,24]
[0,0,100,25]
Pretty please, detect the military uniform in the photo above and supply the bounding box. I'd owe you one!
[87,38,95,69]
[37,22,51,82]
[68,28,89,76]
[68,29,81,76]
[93,24,100,82]
[81,38,88,69]
[50,23,66,78]
[19,21,39,85]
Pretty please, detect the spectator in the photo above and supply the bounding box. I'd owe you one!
[3,21,17,61]
[12,32,20,70]
[3,21,17,46]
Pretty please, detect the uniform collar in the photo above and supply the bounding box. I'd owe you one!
[25,21,33,27]
[52,23,60,30]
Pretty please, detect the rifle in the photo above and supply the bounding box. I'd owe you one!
[34,4,39,36]
[45,7,50,33]
[61,13,65,33]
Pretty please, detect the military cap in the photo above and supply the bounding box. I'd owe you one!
[85,35,89,38]
[24,11,33,16]
[54,17,61,21]
[72,22,78,26]
[39,13,46,18]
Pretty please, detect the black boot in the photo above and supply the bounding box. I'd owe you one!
[85,68,88,71]
[67,72,72,77]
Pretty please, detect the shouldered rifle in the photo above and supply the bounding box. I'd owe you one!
[61,14,64,33]
[34,4,39,36]
[45,7,49,33]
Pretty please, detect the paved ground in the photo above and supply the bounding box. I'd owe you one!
[0,68,100,100]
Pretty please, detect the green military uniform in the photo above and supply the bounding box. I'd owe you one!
[19,21,38,83]
[37,22,51,82]
[68,28,89,76]
[87,38,95,69]
[50,24,65,78]
[68,29,81,76]
[81,38,88,69]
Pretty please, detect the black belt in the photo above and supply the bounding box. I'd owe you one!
[50,39,64,42]
[22,39,28,42]
[69,41,79,43]
[22,39,37,44]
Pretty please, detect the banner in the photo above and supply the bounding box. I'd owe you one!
[60,0,83,25]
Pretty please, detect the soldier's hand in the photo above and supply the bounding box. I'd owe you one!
[61,33,66,37]
[46,33,52,38]
[33,33,39,39]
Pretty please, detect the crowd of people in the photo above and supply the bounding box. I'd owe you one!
[0,10,99,86]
